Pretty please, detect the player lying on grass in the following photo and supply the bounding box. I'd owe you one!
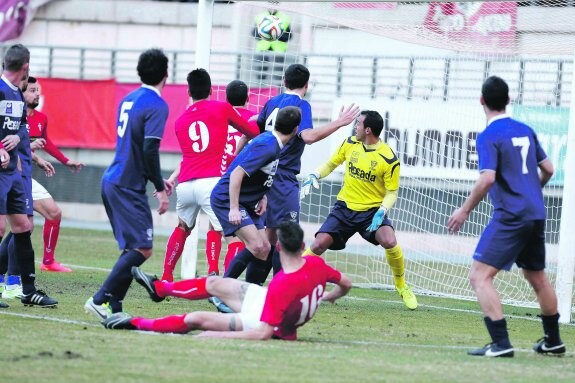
[103,221,352,340]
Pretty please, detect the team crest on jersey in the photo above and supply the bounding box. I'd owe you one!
[350,151,359,164]
[289,211,298,222]
[370,161,378,171]
[6,102,12,114]
[240,209,248,219]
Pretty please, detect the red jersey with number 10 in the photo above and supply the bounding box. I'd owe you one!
[176,100,259,183]
[260,256,342,340]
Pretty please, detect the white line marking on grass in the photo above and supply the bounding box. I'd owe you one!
[343,296,575,326]
[0,311,99,327]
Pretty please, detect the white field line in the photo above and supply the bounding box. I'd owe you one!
[0,310,570,355]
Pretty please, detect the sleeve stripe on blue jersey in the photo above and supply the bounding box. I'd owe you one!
[144,136,162,140]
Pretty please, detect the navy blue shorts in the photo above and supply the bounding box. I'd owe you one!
[22,175,33,216]
[101,180,153,250]
[210,194,265,237]
[265,172,300,228]
[474,219,546,271]
[316,201,393,250]
[0,170,28,215]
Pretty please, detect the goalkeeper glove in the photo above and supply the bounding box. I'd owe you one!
[300,173,320,200]
[367,207,387,232]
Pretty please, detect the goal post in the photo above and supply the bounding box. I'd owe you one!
[193,0,575,322]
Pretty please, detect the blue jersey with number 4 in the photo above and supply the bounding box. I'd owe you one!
[477,115,547,221]
[257,92,313,174]
[103,85,168,191]
[211,131,282,209]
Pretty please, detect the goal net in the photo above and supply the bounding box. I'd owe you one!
[198,0,574,313]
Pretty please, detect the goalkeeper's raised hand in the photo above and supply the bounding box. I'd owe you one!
[367,207,387,232]
[300,173,320,200]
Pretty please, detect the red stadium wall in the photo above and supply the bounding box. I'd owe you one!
[38,78,278,152]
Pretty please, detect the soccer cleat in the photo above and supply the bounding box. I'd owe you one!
[131,266,164,302]
[21,290,58,308]
[468,343,514,358]
[208,296,234,314]
[84,297,112,320]
[0,300,8,308]
[533,337,566,355]
[0,282,4,297]
[397,285,418,310]
[102,313,137,330]
[2,285,23,299]
[41,261,72,273]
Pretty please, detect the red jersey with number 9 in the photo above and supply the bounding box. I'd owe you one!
[175,100,259,183]
[260,256,342,340]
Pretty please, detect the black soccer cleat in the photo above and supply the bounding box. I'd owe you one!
[467,343,514,358]
[208,296,234,314]
[533,337,566,356]
[131,266,164,302]
[21,290,58,308]
[0,300,9,308]
[102,313,137,330]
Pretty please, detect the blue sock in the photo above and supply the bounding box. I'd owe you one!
[223,248,256,279]
[94,250,146,311]
[246,247,274,285]
[6,275,20,286]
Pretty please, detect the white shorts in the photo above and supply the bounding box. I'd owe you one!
[31,178,52,201]
[176,177,222,230]
[238,284,267,331]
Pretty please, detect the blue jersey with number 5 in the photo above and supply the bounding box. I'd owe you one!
[211,131,281,208]
[103,85,168,191]
[257,92,313,174]
[477,115,547,220]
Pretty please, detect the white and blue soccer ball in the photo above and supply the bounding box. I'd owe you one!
[257,15,285,42]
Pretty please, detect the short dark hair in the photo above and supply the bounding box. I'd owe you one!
[274,106,301,135]
[362,110,384,137]
[277,221,304,254]
[482,76,509,112]
[137,48,168,86]
[284,64,310,90]
[226,80,248,106]
[187,68,211,100]
[27,76,37,84]
[3,44,30,72]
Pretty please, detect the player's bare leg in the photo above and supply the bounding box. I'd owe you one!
[523,269,565,355]
[306,232,334,256]
[34,197,70,272]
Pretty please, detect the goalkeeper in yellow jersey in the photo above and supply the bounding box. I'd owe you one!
[300,110,417,310]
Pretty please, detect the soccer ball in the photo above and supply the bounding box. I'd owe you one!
[257,15,285,41]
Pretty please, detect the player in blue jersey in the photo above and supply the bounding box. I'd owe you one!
[225,64,359,284]
[0,44,57,308]
[210,106,301,281]
[447,76,565,358]
[85,48,173,319]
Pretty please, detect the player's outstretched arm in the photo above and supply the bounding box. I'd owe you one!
[65,159,84,173]
[447,171,495,233]
[322,274,352,304]
[33,152,55,177]
[300,104,360,144]
[196,322,275,340]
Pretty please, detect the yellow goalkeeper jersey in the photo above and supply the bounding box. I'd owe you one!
[325,136,400,212]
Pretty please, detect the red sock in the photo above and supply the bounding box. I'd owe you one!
[43,219,61,265]
[206,230,222,275]
[162,227,190,281]
[224,241,245,273]
[154,277,210,300]
[133,315,189,333]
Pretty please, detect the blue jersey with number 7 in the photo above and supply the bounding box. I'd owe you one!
[477,115,547,221]
[103,85,168,191]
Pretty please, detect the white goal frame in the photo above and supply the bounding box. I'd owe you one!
[191,0,575,323]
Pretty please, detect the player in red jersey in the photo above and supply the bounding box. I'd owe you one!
[161,70,260,282]
[204,80,259,276]
[25,76,83,272]
[104,221,352,340]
